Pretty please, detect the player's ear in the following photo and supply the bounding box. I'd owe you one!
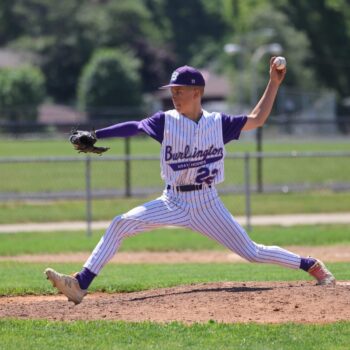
[194,87,204,98]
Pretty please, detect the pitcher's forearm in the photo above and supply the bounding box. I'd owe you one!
[243,80,280,130]
[250,80,279,125]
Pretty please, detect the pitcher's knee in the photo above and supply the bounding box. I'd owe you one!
[242,244,266,263]
[244,253,261,263]
[107,215,131,240]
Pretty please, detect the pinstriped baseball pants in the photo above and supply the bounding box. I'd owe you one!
[84,187,301,275]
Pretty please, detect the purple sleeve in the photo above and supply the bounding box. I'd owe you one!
[221,113,248,144]
[95,111,165,143]
[139,111,165,143]
[95,121,143,139]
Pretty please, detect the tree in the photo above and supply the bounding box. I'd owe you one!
[276,0,350,131]
[0,0,21,45]
[7,0,93,102]
[0,65,46,122]
[158,0,229,66]
[277,0,350,98]
[83,0,175,92]
[77,48,142,121]
[7,0,174,100]
[221,2,316,109]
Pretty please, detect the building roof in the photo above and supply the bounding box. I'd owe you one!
[0,49,36,68]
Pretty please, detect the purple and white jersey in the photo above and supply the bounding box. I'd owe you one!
[96,109,247,186]
[161,109,225,186]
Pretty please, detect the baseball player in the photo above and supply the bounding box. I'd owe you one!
[45,59,335,304]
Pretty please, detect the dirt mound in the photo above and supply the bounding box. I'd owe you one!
[1,281,349,324]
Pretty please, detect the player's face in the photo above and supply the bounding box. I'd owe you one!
[170,86,199,114]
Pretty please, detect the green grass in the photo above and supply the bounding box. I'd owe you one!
[1,136,349,350]
[0,224,350,256]
[0,261,349,296]
[0,155,348,191]
[3,155,346,192]
[1,191,350,224]
[1,138,350,225]
[2,138,350,157]
[0,320,349,350]
[1,138,350,192]
[0,197,147,224]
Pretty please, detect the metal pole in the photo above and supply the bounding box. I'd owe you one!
[251,44,282,193]
[85,155,92,237]
[251,60,263,193]
[125,137,131,197]
[244,152,252,231]
[257,127,263,193]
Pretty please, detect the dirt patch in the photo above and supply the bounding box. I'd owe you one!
[1,281,349,324]
[1,247,349,324]
[1,245,350,264]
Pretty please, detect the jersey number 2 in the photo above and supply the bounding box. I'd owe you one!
[195,167,218,184]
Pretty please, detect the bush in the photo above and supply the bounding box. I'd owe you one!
[77,48,143,121]
[0,66,46,122]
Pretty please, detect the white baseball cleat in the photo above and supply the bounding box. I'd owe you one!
[44,268,87,305]
[307,259,336,286]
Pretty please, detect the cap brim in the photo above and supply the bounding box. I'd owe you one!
[158,84,187,90]
[159,83,205,90]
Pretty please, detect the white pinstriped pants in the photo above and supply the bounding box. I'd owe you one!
[84,187,301,275]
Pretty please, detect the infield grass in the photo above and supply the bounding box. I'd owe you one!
[0,261,349,295]
[0,320,349,350]
[0,224,350,256]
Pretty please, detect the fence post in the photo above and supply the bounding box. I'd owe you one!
[256,128,264,193]
[124,137,131,197]
[86,155,92,237]
[244,152,252,231]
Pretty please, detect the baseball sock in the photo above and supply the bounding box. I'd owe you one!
[299,257,317,271]
[76,267,96,290]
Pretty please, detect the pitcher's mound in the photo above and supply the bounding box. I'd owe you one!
[1,281,349,324]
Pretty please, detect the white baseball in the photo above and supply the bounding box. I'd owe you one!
[273,56,286,70]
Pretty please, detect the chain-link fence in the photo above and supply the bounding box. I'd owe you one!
[1,150,349,232]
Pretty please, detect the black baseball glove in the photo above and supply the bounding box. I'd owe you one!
[69,129,110,155]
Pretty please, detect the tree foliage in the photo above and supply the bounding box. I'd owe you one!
[159,0,229,65]
[0,65,46,121]
[77,48,142,120]
[0,0,349,107]
[277,0,350,98]
[6,0,97,102]
[81,0,175,93]
[5,0,174,101]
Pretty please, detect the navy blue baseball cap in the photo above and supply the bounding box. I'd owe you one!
[159,65,205,89]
